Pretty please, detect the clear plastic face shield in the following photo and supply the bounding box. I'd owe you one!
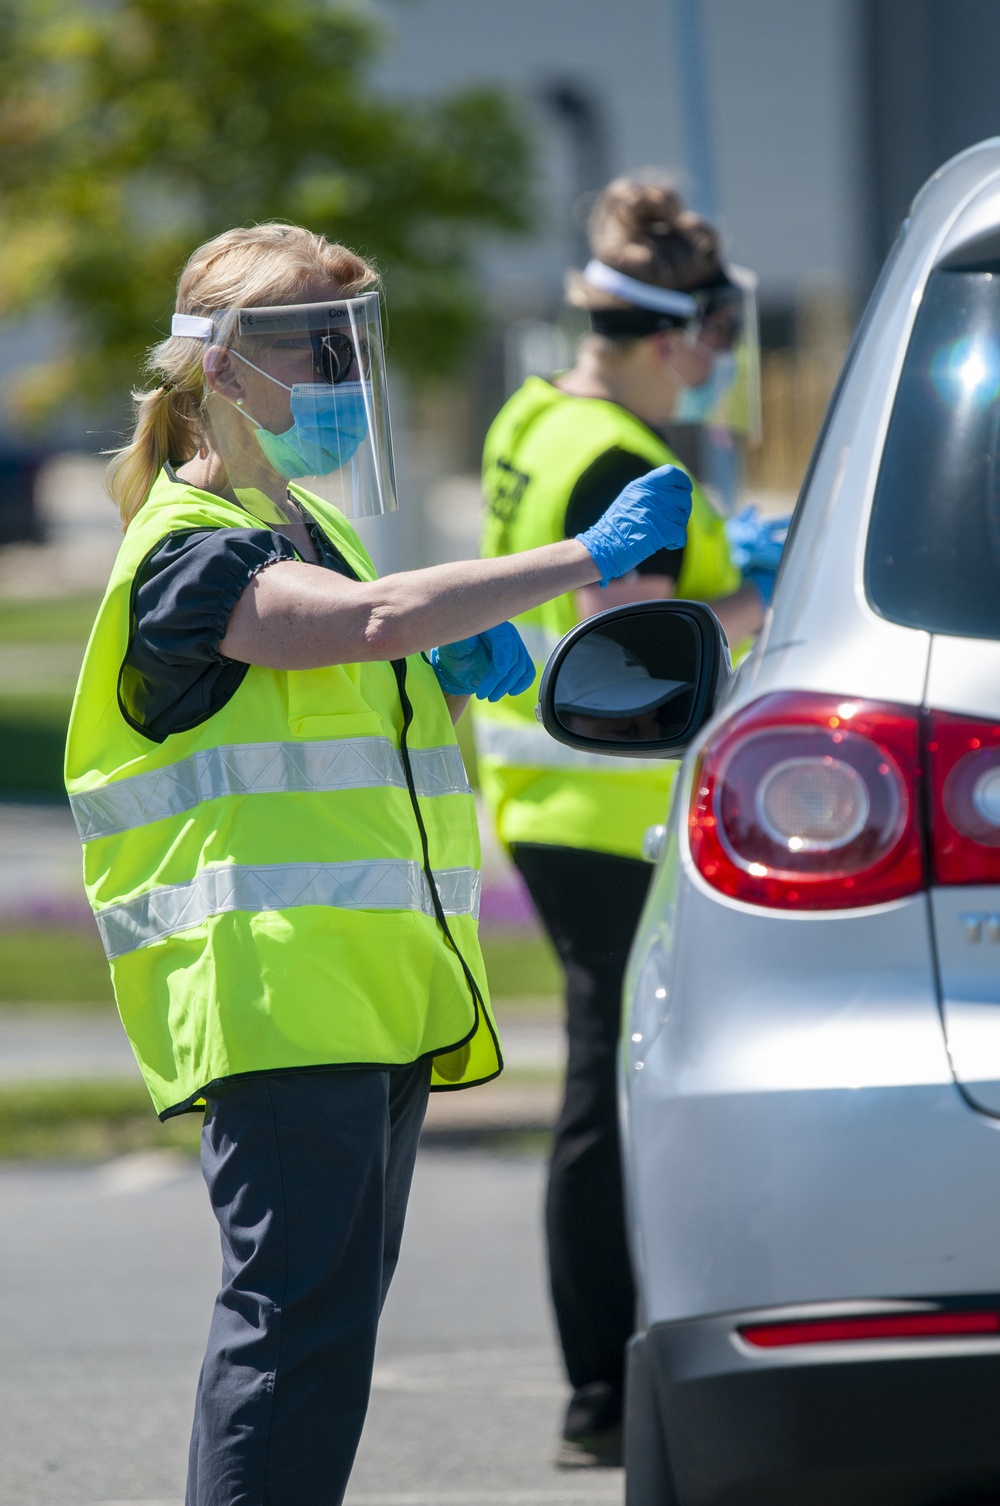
[581,258,761,443]
[654,265,760,516]
[173,292,396,521]
[674,265,762,448]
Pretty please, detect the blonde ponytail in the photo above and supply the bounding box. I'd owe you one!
[106,378,204,528]
[106,221,379,528]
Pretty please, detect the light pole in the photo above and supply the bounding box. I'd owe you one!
[670,0,720,222]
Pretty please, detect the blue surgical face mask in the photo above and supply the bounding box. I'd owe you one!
[232,352,371,479]
[673,351,737,424]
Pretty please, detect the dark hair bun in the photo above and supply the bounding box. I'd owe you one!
[587,174,721,293]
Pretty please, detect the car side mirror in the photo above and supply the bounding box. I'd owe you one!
[536,600,731,758]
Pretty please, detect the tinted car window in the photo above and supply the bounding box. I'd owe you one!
[866,264,1000,637]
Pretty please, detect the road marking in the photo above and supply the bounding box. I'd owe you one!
[95,1151,193,1196]
[371,1345,563,1398]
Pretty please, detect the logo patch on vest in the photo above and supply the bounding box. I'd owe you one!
[489,458,531,531]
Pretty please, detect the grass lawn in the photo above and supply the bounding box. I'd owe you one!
[478,933,562,1003]
[0,592,567,1157]
[0,926,115,1004]
[0,593,101,644]
[0,693,74,798]
[0,594,99,797]
[0,589,563,1002]
[0,1072,565,1160]
[0,594,483,803]
[0,924,561,1007]
[0,1079,202,1159]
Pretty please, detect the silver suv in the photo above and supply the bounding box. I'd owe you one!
[538,139,1000,1505]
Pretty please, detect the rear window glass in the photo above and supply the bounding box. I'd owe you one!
[866,264,1000,637]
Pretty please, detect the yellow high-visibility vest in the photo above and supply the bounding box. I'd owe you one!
[65,469,499,1117]
[475,377,740,860]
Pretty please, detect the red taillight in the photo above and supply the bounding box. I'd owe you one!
[739,1310,1000,1347]
[689,693,925,909]
[928,711,1000,885]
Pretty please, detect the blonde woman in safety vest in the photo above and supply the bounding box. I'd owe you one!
[475,177,769,1469]
[64,222,694,1506]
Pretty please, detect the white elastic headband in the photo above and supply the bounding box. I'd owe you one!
[582,260,698,319]
[171,313,214,340]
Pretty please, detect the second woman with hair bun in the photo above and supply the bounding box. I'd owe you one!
[474,174,766,1469]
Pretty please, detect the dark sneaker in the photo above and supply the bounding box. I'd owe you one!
[554,1423,623,1469]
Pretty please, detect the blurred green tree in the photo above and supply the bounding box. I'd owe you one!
[0,0,533,419]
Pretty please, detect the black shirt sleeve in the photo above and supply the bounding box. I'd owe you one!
[563,447,687,581]
[119,527,300,744]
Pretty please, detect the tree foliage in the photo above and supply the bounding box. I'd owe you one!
[0,0,534,419]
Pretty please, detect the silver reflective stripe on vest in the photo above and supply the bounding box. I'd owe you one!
[71,739,471,841]
[474,717,669,773]
[95,860,481,960]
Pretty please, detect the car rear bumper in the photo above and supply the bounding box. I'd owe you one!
[636,1307,1000,1506]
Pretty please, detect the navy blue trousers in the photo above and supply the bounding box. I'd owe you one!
[511,843,651,1439]
[185,1061,431,1506]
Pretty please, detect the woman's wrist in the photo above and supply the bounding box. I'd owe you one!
[549,537,602,588]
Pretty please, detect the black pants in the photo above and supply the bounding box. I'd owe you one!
[185,1060,430,1506]
[510,842,653,1439]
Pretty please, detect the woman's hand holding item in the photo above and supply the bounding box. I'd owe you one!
[430,622,535,702]
[576,463,694,586]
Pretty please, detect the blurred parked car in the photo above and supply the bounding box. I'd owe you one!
[539,138,1000,1506]
[0,449,45,546]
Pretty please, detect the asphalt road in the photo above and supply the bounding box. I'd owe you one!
[0,1147,624,1506]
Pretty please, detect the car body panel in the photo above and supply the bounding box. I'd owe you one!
[629,1079,1000,1326]
[931,885,1000,1115]
[894,307,1000,1120]
[625,850,1000,1323]
[926,634,1000,721]
[638,1314,1000,1506]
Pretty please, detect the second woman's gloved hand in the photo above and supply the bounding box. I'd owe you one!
[724,505,791,605]
[430,621,535,702]
[576,463,693,586]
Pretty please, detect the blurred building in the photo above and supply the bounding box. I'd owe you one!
[863,0,1000,272]
[7,0,1000,570]
[371,0,861,318]
[364,0,1000,537]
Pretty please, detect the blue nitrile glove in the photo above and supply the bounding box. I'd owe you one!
[430,621,535,702]
[576,463,694,587]
[724,505,791,606]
